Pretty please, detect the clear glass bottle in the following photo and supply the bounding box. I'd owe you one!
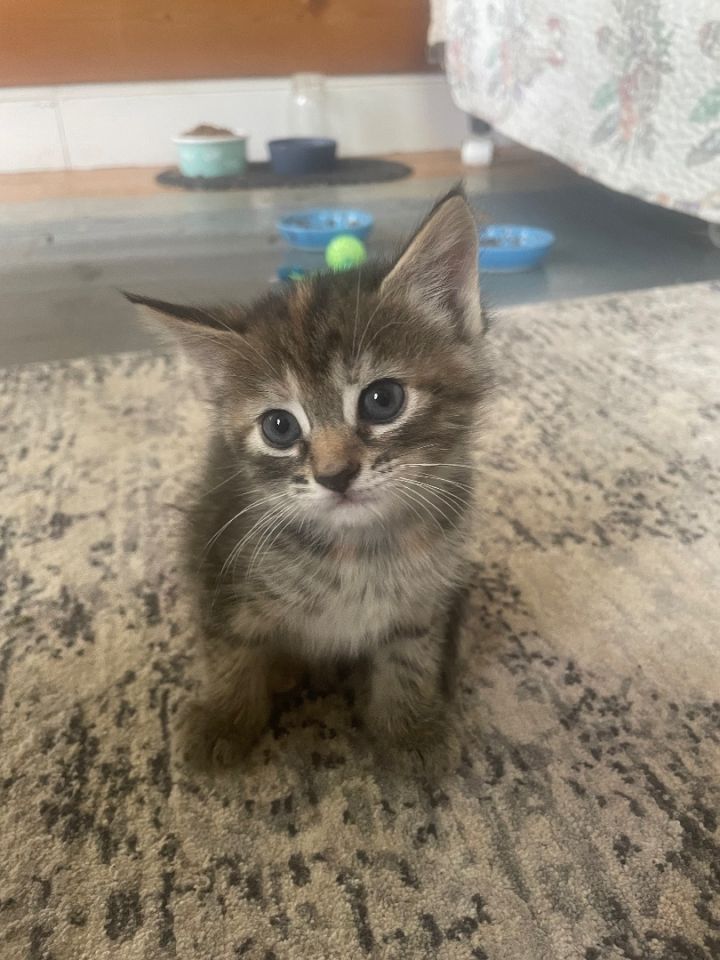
[288,73,329,139]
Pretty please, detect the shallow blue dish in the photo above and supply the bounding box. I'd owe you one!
[277,208,374,251]
[479,224,555,272]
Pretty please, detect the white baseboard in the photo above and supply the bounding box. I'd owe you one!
[0,74,467,174]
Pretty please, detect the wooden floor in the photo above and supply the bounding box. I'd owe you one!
[0,147,567,204]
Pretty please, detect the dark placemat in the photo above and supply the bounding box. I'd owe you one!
[156,156,412,191]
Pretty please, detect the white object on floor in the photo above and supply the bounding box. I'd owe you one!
[461,133,495,166]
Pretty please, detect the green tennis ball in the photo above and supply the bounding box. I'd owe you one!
[325,234,367,271]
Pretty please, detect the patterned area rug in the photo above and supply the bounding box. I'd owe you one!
[1,283,719,960]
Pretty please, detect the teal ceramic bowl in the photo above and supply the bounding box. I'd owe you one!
[173,132,247,179]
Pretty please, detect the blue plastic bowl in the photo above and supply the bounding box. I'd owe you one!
[277,208,374,251]
[478,224,555,272]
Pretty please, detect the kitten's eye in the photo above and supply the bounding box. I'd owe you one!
[359,379,405,424]
[261,410,301,449]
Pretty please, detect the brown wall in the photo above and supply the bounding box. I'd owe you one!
[0,0,432,87]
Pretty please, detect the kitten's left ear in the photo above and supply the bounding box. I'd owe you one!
[380,188,482,337]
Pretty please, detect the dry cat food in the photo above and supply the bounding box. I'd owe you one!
[182,124,236,138]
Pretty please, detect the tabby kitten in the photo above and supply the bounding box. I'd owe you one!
[127,188,492,767]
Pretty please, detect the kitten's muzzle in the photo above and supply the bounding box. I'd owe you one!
[314,463,360,495]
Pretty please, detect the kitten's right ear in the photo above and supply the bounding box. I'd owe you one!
[123,291,239,371]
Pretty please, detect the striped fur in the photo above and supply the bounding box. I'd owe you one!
[129,189,494,766]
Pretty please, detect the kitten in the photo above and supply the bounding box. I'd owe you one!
[127,188,492,768]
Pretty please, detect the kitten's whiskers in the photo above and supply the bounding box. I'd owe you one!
[247,502,298,576]
[389,481,446,535]
[219,501,288,582]
[401,461,481,472]
[393,478,464,524]
[395,476,468,515]
[412,471,476,495]
[202,491,287,560]
[384,485,427,530]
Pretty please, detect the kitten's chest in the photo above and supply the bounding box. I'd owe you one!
[280,539,461,657]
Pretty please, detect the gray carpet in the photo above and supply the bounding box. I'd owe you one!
[1,283,719,959]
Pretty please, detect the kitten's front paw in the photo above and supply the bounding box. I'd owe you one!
[176,701,266,771]
[366,706,459,780]
[365,701,449,758]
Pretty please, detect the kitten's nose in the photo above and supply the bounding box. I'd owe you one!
[314,463,360,494]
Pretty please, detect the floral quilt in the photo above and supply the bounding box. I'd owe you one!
[431,0,720,222]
